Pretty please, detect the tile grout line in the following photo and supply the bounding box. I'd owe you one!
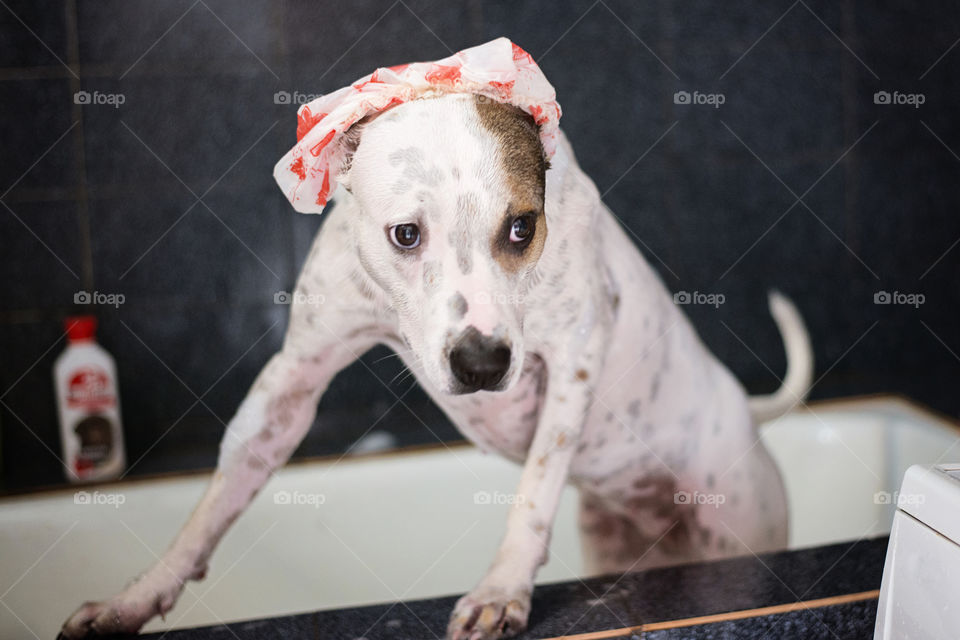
[65,0,94,293]
[275,0,298,294]
[841,0,862,280]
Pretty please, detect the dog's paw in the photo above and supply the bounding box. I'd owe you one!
[446,585,531,640]
[58,597,154,638]
[59,570,183,638]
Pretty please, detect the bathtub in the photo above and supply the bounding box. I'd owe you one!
[1,395,957,638]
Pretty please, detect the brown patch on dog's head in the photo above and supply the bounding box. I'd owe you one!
[474,96,549,274]
[474,96,548,200]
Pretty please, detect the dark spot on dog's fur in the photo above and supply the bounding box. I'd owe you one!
[246,454,269,471]
[269,388,312,427]
[650,372,661,400]
[699,526,712,547]
[575,369,589,382]
[388,146,443,186]
[448,292,468,320]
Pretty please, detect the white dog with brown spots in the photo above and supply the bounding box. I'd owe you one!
[61,92,812,639]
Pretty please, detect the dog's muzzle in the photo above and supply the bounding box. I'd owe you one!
[449,327,511,392]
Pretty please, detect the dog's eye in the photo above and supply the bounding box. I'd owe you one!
[509,215,535,243]
[390,223,421,249]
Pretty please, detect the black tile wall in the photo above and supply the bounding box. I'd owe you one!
[87,184,289,306]
[0,1,69,68]
[0,318,72,488]
[0,199,84,311]
[0,79,77,194]
[76,0,281,73]
[1,0,959,491]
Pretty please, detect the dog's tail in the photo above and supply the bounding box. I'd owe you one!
[748,291,814,424]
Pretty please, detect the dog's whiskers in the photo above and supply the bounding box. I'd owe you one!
[387,347,423,387]
[374,348,416,364]
[389,365,413,386]
[396,367,418,387]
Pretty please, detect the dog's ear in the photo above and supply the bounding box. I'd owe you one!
[334,113,379,194]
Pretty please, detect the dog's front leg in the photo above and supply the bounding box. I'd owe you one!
[448,360,595,640]
[59,329,368,638]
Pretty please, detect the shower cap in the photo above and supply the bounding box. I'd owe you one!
[273,37,562,213]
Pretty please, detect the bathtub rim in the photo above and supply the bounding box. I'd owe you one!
[2,392,956,502]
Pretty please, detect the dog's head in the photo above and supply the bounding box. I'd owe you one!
[339,94,549,395]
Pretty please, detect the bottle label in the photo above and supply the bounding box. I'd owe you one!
[67,366,116,410]
[74,414,115,473]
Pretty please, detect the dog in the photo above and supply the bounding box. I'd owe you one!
[61,44,812,640]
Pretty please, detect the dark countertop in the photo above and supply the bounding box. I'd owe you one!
[142,536,888,640]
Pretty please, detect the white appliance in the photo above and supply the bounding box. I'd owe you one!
[875,464,960,639]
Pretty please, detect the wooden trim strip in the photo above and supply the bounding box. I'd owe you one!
[541,589,881,640]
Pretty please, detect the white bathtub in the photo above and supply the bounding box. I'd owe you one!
[1,395,957,638]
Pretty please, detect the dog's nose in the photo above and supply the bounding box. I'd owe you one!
[449,327,511,392]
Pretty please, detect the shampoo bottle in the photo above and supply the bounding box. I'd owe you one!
[53,316,126,482]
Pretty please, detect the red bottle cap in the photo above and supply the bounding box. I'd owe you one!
[65,316,97,342]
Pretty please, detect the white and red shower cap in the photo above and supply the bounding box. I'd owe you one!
[273,37,562,213]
